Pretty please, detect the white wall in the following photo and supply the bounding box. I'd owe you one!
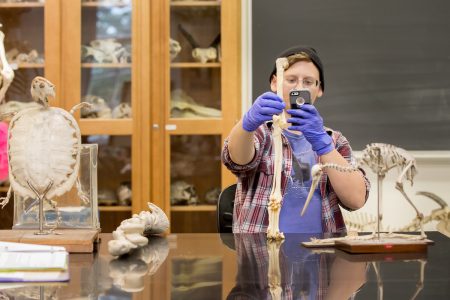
[351,151,450,231]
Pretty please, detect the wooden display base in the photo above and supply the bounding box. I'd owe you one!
[0,229,100,253]
[335,238,434,254]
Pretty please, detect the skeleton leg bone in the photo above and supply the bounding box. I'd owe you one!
[0,30,14,104]
[395,160,426,238]
[266,57,288,241]
[0,186,12,209]
[26,180,56,235]
[69,102,93,115]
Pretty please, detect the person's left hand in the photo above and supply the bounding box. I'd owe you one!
[287,105,334,156]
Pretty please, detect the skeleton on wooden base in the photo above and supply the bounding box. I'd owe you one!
[0,76,92,234]
[303,143,436,246]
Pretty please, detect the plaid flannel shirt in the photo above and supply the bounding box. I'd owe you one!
[222,122,370,233]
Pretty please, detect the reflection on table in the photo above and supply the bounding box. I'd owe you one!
[0,232,448,299]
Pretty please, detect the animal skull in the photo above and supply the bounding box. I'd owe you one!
[192,47,217,63]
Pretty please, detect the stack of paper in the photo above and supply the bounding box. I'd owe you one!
[0,242,69,283]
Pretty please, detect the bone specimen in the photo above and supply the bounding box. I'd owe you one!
[0,100,41,116]
[0,76,92,234]
[107,202,170,257]
[81,38,130,64]
[178,24,220,63]
[192,47,217,64]
[81,95,112,119]
[266,57,289,241]
[171,89,221,118]
[112,102,132,119]
[205,187,221,204]
[304,143,434,246]
[343,191,450,236]
[108,236,169,292]
[170,38,182,61]
[0,24,14,105]
[117,182,132,206]
[359,143,427,238]
[170,180,199,205]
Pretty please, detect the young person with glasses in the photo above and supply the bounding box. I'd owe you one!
[222,45,370,233]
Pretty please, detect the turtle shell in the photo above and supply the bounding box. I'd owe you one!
[7,106,81,199]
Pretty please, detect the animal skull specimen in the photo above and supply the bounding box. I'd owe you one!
[266,57,289,241]
[108,202,170,256]
[0,77,91,218]
[0,24,14,105]
[169,38,181,61]
[112,102,132,119]
[192,47,217,64]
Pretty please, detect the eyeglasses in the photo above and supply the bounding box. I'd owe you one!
[284,76,320,89]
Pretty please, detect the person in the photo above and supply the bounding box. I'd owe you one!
[221,45,370,233]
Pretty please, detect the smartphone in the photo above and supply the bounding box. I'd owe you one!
[289,89,311,109]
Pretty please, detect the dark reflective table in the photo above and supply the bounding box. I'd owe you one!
[0,232,448,299]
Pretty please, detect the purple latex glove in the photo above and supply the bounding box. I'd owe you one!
[242,92,285,132]
[287,105,334,156]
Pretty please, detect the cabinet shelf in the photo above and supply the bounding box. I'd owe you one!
[14,63,45,69]
[82,2,131,8]
[99,206,132,212]
[170,1,221,7]
[0,2,44,8]
[171,62,220,68]
[166,119,222,134]
[79,119,132,135]
[81,63,131,68]
[171,205,216,212]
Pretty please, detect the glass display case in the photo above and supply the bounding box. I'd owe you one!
[164,0,241,233]
[0,0,60,111]
[61,0,136,232]
[13,144,99,230]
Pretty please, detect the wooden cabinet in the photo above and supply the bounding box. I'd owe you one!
[155,0,241,232]
[0,0,240,233]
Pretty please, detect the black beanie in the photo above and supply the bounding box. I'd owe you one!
[269,45,325,91]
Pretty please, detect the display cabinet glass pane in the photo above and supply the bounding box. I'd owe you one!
[170,135,221,206]
[169,2,222,119]
[81,68,131,118]
[170,68,221,118]
[81,1,132,118]
[170,4,220,63]
[83,135,131,207]
[0,4,44,109]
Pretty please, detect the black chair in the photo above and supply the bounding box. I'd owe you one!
[216,183,237,233]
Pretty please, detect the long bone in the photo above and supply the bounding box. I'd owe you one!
[266,57,288,241]
[0,25,14,104]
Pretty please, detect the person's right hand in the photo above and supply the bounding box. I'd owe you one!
[242,92,285,132]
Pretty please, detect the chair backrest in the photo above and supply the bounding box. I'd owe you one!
[216,184,237,233]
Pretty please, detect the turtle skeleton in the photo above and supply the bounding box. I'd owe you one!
[0,76,92,233]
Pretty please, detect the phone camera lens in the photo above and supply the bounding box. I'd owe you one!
[296,97,305,106]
